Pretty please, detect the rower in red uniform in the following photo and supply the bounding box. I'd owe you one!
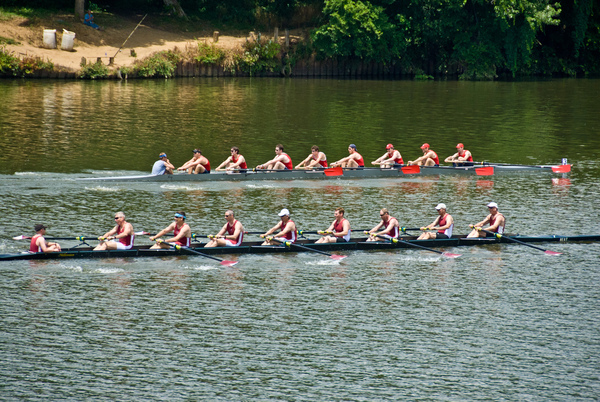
[150,211,193,249]
[178,149,211,174]
[331,144,365,168]
[257,144,293,170]
[94,211,135,250]
[467,202,506,238]
[215,146,248,172]
[417,203,454,240]
[372,143,404,168]
[367,208,400,241]
[444,143,473,166]
[408,143,439,166]
[205,210,245,247]
[29,224,61,253]
[295,145,328,169]
[261,208,297,245]
[316,207,352,243]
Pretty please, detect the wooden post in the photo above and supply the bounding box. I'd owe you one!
[213,31,219,42]
[96,57,102,64]
[285,29,289,48]
[109,57,114,66]
[80,57,86,66]
[274,27,279,42]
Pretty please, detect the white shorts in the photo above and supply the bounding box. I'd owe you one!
[112,241,133,250]
[224,239,240,247]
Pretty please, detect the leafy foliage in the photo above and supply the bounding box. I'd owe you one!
[134,50,179,78]
[80,61,109,79]
[236,36,282,75]
[195,42,225,64]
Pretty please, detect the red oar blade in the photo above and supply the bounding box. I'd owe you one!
[330,254,347,260]
[544,250,562,256]
[324,167,343,177]
[441,251,462,258]
[401,165,420,174]
[220,260,239,267]
[476,166,494,176]
[552,164,571,173]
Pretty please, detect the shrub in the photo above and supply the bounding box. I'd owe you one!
[237,36,281,75]
[134,50,180,78]
[80,61,109,79]
[0,46,19,76]
[195,42,225,64]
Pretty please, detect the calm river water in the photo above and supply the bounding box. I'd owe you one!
[1,78,599,400]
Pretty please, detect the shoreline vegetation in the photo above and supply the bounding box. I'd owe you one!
[1,1,599,80]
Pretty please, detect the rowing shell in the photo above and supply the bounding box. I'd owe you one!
[77,163,571,182]
[1,233,595,261]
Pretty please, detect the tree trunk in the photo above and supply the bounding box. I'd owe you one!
[163,0,188,19]
[75,0,85,20]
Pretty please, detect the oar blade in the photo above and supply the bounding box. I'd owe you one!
[476,166,494,176]
[330,254,347,261]
[401,165,420,174]
[12,235,31,240]
[441,251,462,258]
[220,260,239,267]
[551,164,571,173]
[544,250,562,256]
[324,167,343,177]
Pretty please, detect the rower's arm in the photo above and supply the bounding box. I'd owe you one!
[215,157,231,171]
[369,221,384,233]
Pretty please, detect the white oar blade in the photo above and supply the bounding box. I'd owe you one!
[12,235,30,240]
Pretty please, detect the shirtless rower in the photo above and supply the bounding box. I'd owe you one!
[151,152,175,175]
[366,208,399,242]
[316,207,351,243]
[467,202,506,238]
[444,143,473,166]
[260,208,297,245]
[178,149,211,174]
[215,147,248,172]
[372,144,403,168]
[30,224,61,253]
[408,143,439,166]
[330,144,365,168]
[295,145,328,169]
[205,210,244,247]
[257,144,293,170]
[149,211,192,249]
[417,203,454,240]
[94,211,135,250]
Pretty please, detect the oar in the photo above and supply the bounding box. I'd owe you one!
[478,228,562,255]
[324,166,343,176]
[367,232,461,258]
[13,235,99,241]
[472,161,572,173]
[281,239,347,260]
[159,241,238,266]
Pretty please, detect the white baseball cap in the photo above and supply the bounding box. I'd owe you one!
[435,203,447,210]
[487,202,498,208]
[278,208,290,216]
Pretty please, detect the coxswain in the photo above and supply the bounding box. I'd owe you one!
[467,202,506,238]
[408,143,439,166]
[257,144,293,170]
[295,145,328,169]
[331,144,365,168]
[316,207,352,243]
[366,208,399,242]
[149,211,192,249]
[205,210,245,247]
[215,146,248,172]
[260,208,297,245]
[372,144,403,168]
[444,143,473,166]
[29,224,61,253]
[94,211,135,250]
[177,149,211,174]
[417,203,454,240]
[151,152,175,175]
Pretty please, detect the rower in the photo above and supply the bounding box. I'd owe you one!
[316,207,351,243]
[149,211,192,249]
[151,152,175,175]
[366,208,399,242]
[417,203,454,240]
[94,211,135,250]
[260,208,297,245]
[408,143,439,166]
[205,210,244,247]
[177,149,211,174]
[30,224,61,253]
[215,146,247,172]
[295,145,328,169]
[467,202,506,238]
[372,143,403,168]
[257,144,293,170]
[330,144,364,168]
[444,143,473,166]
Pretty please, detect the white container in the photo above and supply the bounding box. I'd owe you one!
[61,30,76,51]
[43,29,56,49]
